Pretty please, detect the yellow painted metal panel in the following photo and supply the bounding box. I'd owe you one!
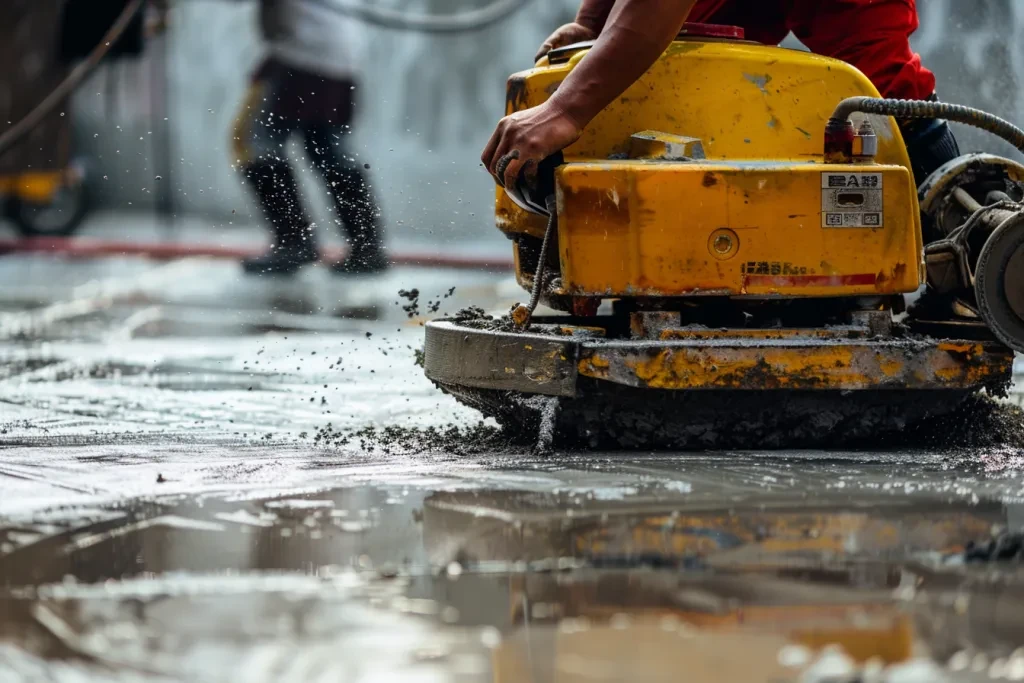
[557,161,919,298]
[496,39,918,246]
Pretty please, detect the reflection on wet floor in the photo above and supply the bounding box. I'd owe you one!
[3,465,1024,681]
[1,258,1024,680]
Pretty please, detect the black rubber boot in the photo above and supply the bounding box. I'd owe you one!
[330,247,389,275]
[240,160,318,276]
[328,165,389,275]
[242,241,318,276]
[303,130,389,275]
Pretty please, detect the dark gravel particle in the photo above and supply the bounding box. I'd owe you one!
[892,394,1024,450]
[448,308,518,331]
[311,421,526,455]
[432,381,1024,452]
[398,289,421,319]
[450,307,491,323]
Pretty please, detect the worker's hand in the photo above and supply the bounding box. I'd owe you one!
[535,22,599,63]
[481,101,582,190]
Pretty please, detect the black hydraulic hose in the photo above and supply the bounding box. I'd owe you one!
[830,97,1024,155]
[305,0,533,34]
[0,0,145,160]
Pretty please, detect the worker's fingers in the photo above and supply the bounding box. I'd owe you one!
[501,153,527,191]
[534,41,553,63]
[481,132,500,173]
[480,119,507,173]
[488,135,516,182]
[494,150,521,188]
[494,150,516,180]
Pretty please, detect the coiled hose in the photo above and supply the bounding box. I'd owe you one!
[831,97,1024,155]
[306,0,533,34]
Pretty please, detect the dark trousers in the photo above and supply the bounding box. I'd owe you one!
[232,59,383,255]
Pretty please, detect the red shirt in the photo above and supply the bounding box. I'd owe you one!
[689,0,936,100]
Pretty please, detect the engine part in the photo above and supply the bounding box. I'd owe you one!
[975,212,1024,353]
[915,154,1024,351]
[919,153,1024,241]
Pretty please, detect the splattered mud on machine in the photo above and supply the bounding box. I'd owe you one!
[425,25,1024,449]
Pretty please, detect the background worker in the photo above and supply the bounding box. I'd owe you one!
[483,0,959,192]
[234,0,387,276]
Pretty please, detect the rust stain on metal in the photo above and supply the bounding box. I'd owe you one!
[934,342,1013,384]
[878,356,903,378]
[578,355,610,379]
[560,184,630,224]
[578,340,1013,392]
[876,262,908,285]
[505,74,529,115]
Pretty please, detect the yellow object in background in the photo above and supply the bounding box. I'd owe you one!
[0,170,64,204]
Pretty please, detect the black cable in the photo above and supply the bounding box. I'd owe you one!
[0,0,145,159]
[0,0,531,160]
[304,0,533,34]
[831,97,1024,155]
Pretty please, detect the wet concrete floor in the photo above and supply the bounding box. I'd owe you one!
[2,255,1024,681]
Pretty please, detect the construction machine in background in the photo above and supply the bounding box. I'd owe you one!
[424,24,1024,449]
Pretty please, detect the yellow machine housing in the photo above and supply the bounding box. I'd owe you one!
[422,29,1019,450]
[499,39,922,300]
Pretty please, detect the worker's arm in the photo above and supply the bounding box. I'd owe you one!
[483,0,697,189]
[534,0,616,62]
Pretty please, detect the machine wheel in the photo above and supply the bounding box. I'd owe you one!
[976,213,1024,353]
[435,380,971,451]
[6,179,91,238]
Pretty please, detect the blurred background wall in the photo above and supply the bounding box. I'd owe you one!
[69,0,1024,248]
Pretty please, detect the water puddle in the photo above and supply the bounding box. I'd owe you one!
[2,477,1024,681]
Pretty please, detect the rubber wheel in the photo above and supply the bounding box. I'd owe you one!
[7,183,91,238]
[975,213,1024,353]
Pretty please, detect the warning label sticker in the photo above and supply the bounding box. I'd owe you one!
[821,173,883,229]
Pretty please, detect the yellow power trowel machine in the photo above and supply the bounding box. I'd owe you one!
[424,23,1024,449]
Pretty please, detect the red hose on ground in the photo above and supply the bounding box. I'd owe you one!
[0,236,513,271]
